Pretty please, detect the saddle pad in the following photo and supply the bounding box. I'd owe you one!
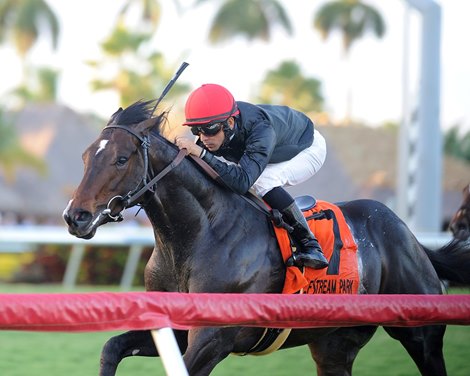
[273,200,359,295]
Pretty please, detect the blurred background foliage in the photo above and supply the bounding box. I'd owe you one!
[0,0,468,183]
[0,0,469,284]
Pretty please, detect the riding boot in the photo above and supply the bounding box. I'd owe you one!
[281,202,329,269]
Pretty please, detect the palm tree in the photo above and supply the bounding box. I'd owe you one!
[118,0,162,33]
[11,67,59,103]
[313,0,385,123]
[89,0,190,107]
[195,0,292,44]
[0,0,60,105]
[0,0,59,58]
[257,60,324,113]
[89,23,189,108]
[314,0,385,54]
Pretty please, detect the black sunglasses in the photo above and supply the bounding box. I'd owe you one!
[191,121,225,136]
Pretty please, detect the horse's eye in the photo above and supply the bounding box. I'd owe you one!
[116,156,128,166]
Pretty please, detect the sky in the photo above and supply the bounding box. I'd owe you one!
[0,0,469,132]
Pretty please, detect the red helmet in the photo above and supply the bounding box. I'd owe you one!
[183,84,239,126]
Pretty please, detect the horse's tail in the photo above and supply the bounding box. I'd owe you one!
[423,239,470,284]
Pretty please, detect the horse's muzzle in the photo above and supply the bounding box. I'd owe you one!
[63,208,98,239]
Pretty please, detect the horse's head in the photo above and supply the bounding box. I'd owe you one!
[449,184,470,240]
[63,100,166,239]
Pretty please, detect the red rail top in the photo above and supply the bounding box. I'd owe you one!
[0,292,469,332]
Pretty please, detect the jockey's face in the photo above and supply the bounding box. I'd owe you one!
[199,117,234,152]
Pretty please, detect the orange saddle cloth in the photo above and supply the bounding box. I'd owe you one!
[273,200,359,295]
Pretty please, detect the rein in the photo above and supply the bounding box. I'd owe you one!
[188,155,275,219]
[101,124,187,222]
[101,123,275,224]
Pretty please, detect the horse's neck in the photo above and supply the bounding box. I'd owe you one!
[141,136,284,295]
[143,141,232,256]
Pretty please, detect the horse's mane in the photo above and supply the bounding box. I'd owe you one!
[107,99,218,183]
[108,100,168,133]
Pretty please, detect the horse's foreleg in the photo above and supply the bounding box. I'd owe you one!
[99,329,188,376]
[183,327,240,376]
[308,326,377,376]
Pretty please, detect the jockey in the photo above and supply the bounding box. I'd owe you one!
[176,83,328,269]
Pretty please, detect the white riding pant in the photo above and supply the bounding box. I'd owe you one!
[252,129,327,197]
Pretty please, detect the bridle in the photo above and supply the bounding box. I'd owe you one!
[92,121,276,227]
[88,61,190,225]
[97,123,186,223]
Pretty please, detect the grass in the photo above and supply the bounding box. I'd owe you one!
[1,284,469,375]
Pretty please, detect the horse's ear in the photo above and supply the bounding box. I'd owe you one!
[465,184,470,197]
[107,107,124,125]
[136,117,160,133]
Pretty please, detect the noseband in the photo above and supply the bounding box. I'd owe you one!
[100,124,186,222]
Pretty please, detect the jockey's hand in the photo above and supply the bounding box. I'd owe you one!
[176,137,204,157]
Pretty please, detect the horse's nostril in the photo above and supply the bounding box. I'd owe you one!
[74,210,92,224]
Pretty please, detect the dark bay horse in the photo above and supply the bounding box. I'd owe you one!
[449,184,470,240]
[63,101,470,376]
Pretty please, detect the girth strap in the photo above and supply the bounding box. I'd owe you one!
[232,328,292,356]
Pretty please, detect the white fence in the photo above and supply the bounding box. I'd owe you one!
[0,225,453,290]
[0,225,154,289]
